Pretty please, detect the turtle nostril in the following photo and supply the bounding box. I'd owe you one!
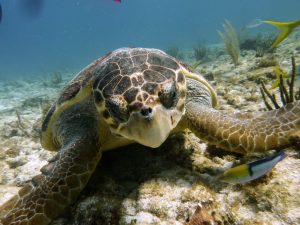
[140,106,152,117]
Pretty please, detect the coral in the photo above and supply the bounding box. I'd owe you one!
[240,33,276,57]
[43,71,63,87]
[15,110,30,137]
[189,61,202,72]
[203,72,214,81]
[260,55,297,110]
[255,34,276,57]
[165,46,184,60]
[21,96,49,108]
[218,20,240,66]
[193,44,209,61]
[239,38,256,51]
[296,87,300,100]
[256,55,278,68]
[50,71,62,85]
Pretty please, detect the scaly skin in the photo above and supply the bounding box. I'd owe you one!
[0,102,102,225]
[185,101,300,154]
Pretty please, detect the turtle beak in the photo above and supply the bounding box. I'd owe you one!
[118,105,182,148]
[139,106,154,121]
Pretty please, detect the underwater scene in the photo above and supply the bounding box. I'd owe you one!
[0,0,300,224]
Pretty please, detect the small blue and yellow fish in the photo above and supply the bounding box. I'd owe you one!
[220,151,286,184]
[263,19,300,48]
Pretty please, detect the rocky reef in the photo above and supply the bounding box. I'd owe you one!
[0,31,300,225]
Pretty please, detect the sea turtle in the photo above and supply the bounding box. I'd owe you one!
[0,47,299,225]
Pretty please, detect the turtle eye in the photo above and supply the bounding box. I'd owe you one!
[158,82,178,108]
[105,97,129,123]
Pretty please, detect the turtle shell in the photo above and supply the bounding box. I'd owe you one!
[41,48,186,151]
[41,51,113,150]
[92,48,183,105]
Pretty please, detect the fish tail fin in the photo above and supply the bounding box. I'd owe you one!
[263,20,299,48]
[275,150,286,162]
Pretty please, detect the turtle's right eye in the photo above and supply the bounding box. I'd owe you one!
[105,97,129,123]
[158,82,179,108]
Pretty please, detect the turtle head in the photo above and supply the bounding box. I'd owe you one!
[92,48,187,148]
[106,79,185,148]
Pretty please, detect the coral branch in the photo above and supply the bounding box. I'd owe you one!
[261,82,280,109]
[15,110,30,137]
[279,75,288,104]
[289,54,296,102]
[218,20,240,66]
[260,87,273,110]
[260,55,298,110]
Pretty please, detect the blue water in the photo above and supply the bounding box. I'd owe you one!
[0,0,299,80]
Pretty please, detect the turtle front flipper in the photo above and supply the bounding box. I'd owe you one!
[0,111,102,225]
[184,101,300,154]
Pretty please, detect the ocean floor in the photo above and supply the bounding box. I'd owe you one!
[0,34,300,224]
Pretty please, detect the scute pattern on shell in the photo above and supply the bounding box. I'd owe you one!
[41,51,113,132]
[93,48,181,102]
[59,51,113,105]
[42,48,185,138]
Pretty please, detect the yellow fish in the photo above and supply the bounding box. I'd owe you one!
[220,151,286,184]
[271,66,300,89]
[263,19,300,48]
